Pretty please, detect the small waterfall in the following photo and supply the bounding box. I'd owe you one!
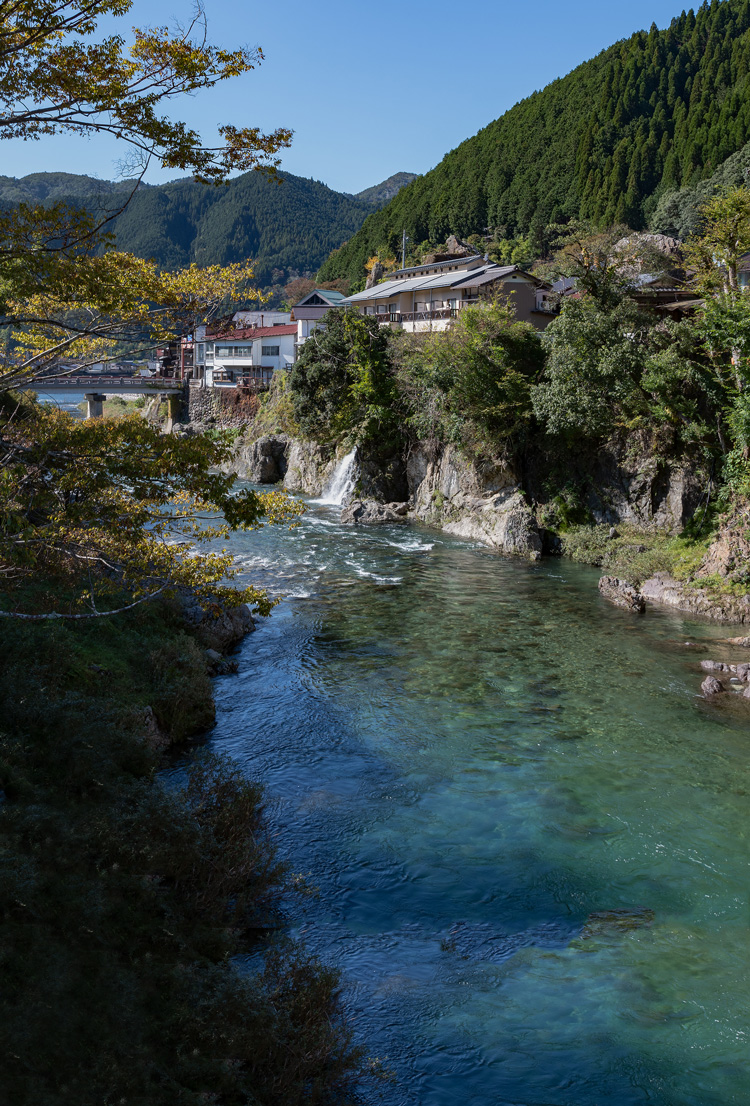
[317,448,357,506]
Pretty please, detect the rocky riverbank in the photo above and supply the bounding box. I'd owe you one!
[219,428,750,623]
[224,432,544,560]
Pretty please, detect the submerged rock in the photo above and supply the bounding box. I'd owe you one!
[598,576,645,612]
[581,908,655,939]
[340,499,409,525]
[701,675,725,696]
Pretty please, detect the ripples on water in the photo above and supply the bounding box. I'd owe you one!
[206,490,750,1106]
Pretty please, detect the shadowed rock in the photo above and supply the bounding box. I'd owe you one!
[701,675,725,696]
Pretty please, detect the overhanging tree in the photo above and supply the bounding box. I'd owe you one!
[0,0,293,388]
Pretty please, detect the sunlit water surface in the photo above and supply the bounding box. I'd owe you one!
[205,490,750,1106]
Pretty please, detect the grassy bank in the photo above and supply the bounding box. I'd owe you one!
[0,599,363,1105]
[559,523,712,586]
[77,395,146,419]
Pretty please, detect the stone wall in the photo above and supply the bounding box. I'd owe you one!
[185,384,261,428]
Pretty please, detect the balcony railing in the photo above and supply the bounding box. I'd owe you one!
[399,308,458,323]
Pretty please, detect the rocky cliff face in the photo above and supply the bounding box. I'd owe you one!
[525,434,707,533]
[406,444,542,559]
[221,429,715,569]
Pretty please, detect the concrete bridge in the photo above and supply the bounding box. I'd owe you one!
[23,375,183,420]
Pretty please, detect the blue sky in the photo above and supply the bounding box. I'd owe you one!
[6,0,694,194]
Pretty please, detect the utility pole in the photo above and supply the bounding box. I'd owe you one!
[402,229,408,270]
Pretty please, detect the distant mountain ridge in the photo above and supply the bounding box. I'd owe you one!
[354,173,418,205]
[319,0,750,285]
[0,169,416,285]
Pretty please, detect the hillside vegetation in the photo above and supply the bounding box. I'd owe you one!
[0,170,411,286]
[319,0,750,285]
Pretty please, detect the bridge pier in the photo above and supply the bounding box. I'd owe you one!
[84,392,106,419]
[163,392,182,434]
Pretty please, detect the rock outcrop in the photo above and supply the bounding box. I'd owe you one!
[598,576,646,612]
[282,439,334,495]
[341,499,409,524]
[227,434,289,483]
[639,573,750,623]
[179,592,255,652]
[526,432,706,534]
[406,444,541,559]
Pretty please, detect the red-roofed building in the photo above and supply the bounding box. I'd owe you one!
[191,322,299,387]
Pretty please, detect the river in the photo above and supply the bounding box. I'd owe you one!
[204,486,749,1106]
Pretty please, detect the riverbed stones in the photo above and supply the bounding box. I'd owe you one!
[701,675,725,696]
[700,659,732,672]
[598,576,646,612]
[340,499,409,524]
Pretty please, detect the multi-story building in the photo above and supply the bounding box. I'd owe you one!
[343,257,557,331]
[192,323,298,387]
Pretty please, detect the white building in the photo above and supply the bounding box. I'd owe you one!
[195,323,298,387]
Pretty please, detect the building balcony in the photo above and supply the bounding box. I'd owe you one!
[398,307,458,323]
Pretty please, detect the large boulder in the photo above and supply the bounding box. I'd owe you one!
[228,435,289,483]
[598,576,645,612]
[440,489,543,560]
[340,499,409,524]
[406,442,541,559]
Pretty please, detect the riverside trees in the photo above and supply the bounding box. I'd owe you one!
[0,11,366,1104]
[0,0,305,622]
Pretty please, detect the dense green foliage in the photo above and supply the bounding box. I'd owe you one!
[320,0,750,285]
[0,605,362,1106]
[393,301,545,449]
[289,308,399,444]
[0,170,413,287]
[531,298,714,442]
[651,137,750,236]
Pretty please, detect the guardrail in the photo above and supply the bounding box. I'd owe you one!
[25,375,182,391]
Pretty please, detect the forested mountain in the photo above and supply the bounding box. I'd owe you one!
[319,0,750,285]
[651,136,750,236]
[0,169,412,285]
[0,172,136,204]
[110,173,377,284]
[354,173,418,204]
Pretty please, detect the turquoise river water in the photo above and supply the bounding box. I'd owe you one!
[205,490,750,1106]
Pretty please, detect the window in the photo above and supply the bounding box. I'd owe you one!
[261,345,280,356]
[196,343,205,364]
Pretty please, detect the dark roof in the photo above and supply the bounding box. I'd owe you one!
[295,289,346,307]
[208,324,297,340]
[386,255,484,278]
